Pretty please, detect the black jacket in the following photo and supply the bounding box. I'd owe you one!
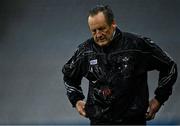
[62,28,177,122]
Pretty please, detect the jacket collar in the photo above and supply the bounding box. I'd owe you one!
[112,27,122,40]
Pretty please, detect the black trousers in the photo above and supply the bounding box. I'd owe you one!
[90,116,146,125]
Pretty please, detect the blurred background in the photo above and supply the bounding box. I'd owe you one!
[0,0,179,125]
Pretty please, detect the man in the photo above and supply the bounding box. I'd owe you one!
[62,5,177,125]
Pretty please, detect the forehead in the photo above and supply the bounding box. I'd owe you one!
[88,12,108,28]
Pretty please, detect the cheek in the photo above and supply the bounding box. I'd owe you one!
[92,34,96,39]
[106,31,113,38]
[93,36,98,41]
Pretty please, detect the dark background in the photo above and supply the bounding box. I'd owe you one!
[0,0,179,125]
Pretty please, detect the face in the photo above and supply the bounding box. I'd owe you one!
[88,12,116,47]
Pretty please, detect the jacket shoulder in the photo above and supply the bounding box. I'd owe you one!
[76,38,93,54]
[122,32,154,49]
[122,32,144,45]
[122,32,144,48]
[78,38,93,49]
[123,32,140,39]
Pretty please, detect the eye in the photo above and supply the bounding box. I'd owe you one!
[91,29,96,35]
[98,27,105,31]
[92,29,96,33]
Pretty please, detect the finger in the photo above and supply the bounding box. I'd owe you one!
[77,105,86,117]
[79,109,86,117]
[147,106,154,116]
[146,113,151,120]
[81,111,86,117]
[146,112,155,120]
[151,113,155,119]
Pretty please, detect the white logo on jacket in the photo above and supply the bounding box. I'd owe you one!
[90,59,97,65]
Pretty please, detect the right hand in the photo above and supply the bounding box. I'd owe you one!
[75,100,86,117]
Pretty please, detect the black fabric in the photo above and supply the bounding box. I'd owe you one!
[90,114,146,125]
[62,28,177,123]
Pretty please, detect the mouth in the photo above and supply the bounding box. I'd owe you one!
[98,38,106,42]
[95,39,109,47]
[94,37,110,46]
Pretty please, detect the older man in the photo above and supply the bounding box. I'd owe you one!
[62,5,177,125]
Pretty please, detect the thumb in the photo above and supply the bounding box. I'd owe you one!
[146,107,155,120]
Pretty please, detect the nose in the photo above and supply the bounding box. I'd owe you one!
[96,30,103,38]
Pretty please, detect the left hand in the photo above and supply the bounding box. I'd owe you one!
[76,100,86,117]
[146,98,161,120]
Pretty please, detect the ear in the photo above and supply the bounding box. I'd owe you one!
[111,20,117,29]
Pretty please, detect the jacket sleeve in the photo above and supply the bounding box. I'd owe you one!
[142,37,178,105]
[62,47,85,107]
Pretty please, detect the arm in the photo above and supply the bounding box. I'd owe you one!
[62,47,85,107]
[142,37,178,120]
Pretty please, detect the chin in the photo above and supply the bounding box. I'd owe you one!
[99,42,110,47]
[95,41,107,46]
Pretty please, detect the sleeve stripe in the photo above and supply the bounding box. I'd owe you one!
[158,64,176,88]
[64,82,83,93]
